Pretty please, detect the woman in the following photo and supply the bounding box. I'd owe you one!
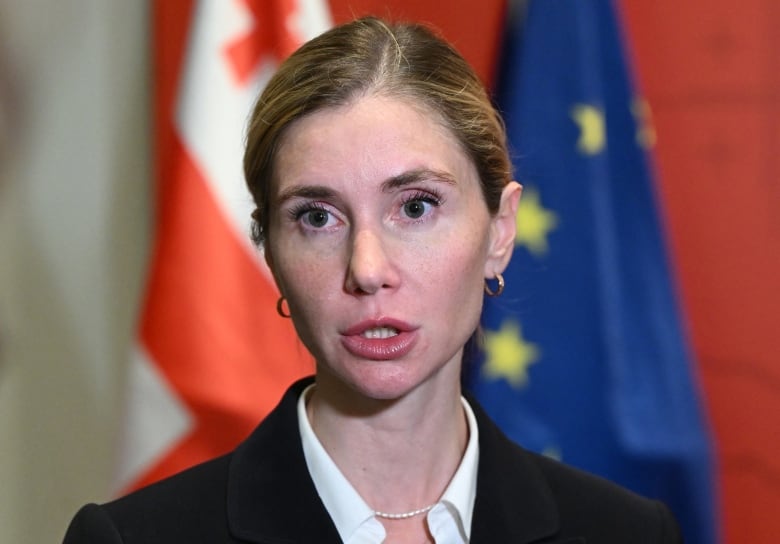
[64,17,682,543]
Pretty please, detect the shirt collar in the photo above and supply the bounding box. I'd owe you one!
[298,385,376,542]
[439,395,479,538]
[297,384,480,542]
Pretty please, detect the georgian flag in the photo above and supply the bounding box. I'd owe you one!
[115,0,330,494]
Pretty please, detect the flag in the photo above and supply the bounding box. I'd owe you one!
[115,0,331,494]
[466,1,719,542]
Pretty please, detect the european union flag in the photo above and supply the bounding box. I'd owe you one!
[467,1,719,542]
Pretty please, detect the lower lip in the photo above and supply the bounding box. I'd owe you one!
[340,331,417,361]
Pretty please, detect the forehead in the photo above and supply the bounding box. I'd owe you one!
[271,94,476,192]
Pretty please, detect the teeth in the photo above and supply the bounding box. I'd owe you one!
[361,327,399,339]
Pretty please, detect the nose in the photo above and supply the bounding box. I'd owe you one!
[344,227,399,295]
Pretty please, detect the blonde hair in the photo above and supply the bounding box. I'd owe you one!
[244,16,512,245]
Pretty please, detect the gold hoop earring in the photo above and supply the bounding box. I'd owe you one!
[276,296,291,318]
[484,273,505,297]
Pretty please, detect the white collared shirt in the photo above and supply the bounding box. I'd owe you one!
[297,384,479,543]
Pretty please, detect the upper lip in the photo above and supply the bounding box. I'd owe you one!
[341,317,417,336]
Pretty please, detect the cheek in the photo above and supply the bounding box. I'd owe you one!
[275,245,347,329]
[420,234,488,303]
[273,256,338,356]
[279,256,334,305]
[435,220,490,274]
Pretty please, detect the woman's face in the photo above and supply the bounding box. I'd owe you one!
[265,94,519,401]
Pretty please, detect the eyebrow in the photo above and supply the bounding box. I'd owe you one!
[276,185,337,205]
[381,168,457,192]
[275,168,457,205]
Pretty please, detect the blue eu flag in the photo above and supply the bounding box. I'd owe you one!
[466,1,719,542]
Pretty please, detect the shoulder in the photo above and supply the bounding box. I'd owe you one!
[469,396,682,543]
[106,453,232,520]
[63,455,234,544]
[528,451,682,542]
[62,379,313,544]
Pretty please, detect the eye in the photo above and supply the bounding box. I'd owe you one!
[304,208,331,228]
[400,191,441,220]
[403,200,427,219]
[288,202,338,230]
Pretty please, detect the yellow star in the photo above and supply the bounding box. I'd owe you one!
[516,186,558,256]
[570,103,605,155]
[482,320,540,388]
[631,97,656,149]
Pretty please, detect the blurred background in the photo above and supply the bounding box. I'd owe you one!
[0,1,777,543]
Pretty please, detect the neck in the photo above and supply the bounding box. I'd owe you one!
[306,374,468,514]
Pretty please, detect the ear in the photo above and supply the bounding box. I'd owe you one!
[485,181,522,278]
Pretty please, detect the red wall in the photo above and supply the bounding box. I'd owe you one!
[621,2,780,541]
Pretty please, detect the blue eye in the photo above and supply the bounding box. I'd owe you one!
[400,192,441,220]
[288,203,336,230]
[304,208,331,228]
[403,200,428,219]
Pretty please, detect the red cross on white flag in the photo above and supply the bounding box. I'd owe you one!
[115,0,331,494]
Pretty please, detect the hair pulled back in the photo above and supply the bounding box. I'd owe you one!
[244,16,512,245]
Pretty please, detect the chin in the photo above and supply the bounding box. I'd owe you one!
[312,360,406,401]
[342,360,454,404]
[349,367,418,400]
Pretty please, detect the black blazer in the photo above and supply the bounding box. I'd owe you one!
[64,378,682,543]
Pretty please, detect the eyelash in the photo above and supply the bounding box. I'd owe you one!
[285,189,445,227]
[287,201,330,222]
[400,190,443,211]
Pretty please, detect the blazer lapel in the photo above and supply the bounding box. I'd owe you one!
[468,394,574,544]
[226,377,343,544]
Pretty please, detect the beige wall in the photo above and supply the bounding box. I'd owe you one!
[0,1,150,541]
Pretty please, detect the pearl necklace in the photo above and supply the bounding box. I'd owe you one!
[373,503,436,520]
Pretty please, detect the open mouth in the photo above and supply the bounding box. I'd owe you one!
[361,326,399,339]
[341,320,417,360]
